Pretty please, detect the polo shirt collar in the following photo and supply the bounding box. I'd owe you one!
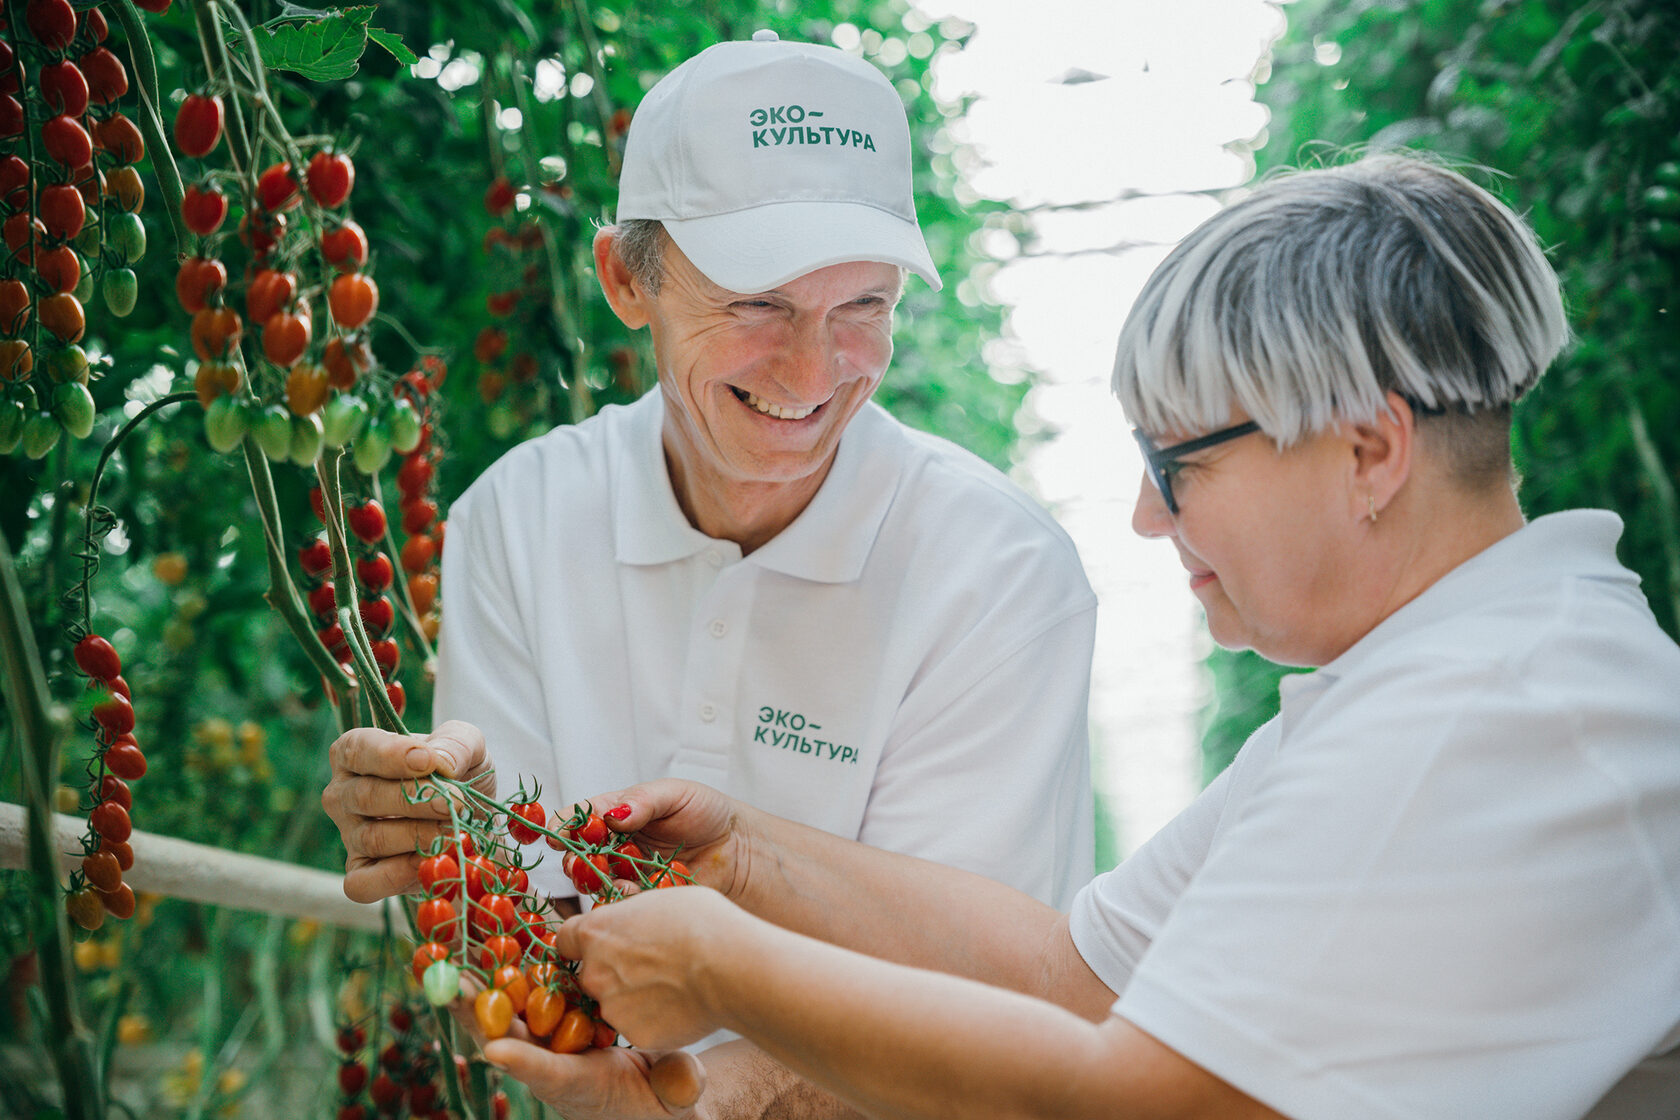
[613,391,903,583]
[1320,509,1630,686]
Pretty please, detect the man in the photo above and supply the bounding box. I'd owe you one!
[324,29,1097,1119]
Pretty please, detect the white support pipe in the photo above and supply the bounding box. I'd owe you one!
[0,801,397,934]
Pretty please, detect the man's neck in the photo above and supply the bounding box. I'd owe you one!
[662,445,836,556]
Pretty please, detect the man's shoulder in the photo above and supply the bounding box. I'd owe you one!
[860,405,1091,590]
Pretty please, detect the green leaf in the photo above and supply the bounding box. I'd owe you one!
[367,27,419,66]
[250,7,376,81]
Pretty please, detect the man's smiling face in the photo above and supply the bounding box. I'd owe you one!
[646,241,902,504]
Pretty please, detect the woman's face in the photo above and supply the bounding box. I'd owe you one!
[1131,412,1369,667]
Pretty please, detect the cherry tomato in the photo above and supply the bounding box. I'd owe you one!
[570,812,611,847]
[263,309,313,368]
[408,572,439,615]
[82,849,123,892]
[328,272,378,330]
[421,958,460,1006]
[506,801,545,845]
[104,740,147,780]
[99,883,135,919]
[74,634,122,680]
[415,897,457,942]
[401,498,438,537]
[255,161,299,211]
[99,774,131,811]
[471,892,518,937]
[410,940,449,985]
[386,680,406,717]
[322,335,369,389]
[346,498,385,544]
[320,219,369,272]
[173,92,223,158]
[37,184,84,241]
[355,553,393,592]
[41,114,92,168]
[472,988,514,1040]
[26,0,78,51]
[400,534,435,574]
[567,852,610,895]
[104,165,144,212]
[306,582,336,621]
[92,692,134,736]
[416,852,459,899]
[607,841,645,880]
[38,292,84,344]
[90,799,131,843]
[40,61,89,117]
[0,94,21,141]
[652,859,692,889]
[337,1061,367,1096]
[491,964,530,1013]
[66,887,104,931]
[370,638,400,679]
[484,176,516,216]
[548,1008,593,1054]
[368,1074,401,1111]
[93,113,144,164]
[101,838,134,871]
[190,306,242,361]
[79,48,127,105]
[239,210,286,255]
[245,268,297,324]
[180,184,228,235]
[37,246,79,294]
[175,256,227,314]
[522,986,564,1038]
[306,149,355,208]
[298,537,333,581]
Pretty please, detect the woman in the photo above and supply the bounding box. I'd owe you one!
[494,154,1680,1119]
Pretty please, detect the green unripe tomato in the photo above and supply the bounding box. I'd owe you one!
[352,422,392,475]
[1648,217,1680,252]
[0,399,25,454]
[422,959,461,1007]
[387,398,422,454]
[73,218,101,258]
[74,262,95,303]
[106,212,147,265]
[22,413,61,459]
[203,393,248,453]
[47,344,89,384]
[52,381,96,439]
[253,403,293,461]
[102,268,138,317]
[319,392,369,448]
[289,412,324,466]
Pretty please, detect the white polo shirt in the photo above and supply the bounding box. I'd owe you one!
[1070,510,1680,1119]
[435,390,1097,907]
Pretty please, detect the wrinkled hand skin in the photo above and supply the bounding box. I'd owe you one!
[321,720,495,903]
[556,887,750,1052]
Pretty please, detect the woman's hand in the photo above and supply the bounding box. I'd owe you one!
[582,779,755,900]
[556,886,759,1051]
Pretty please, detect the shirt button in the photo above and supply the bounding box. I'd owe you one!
[705,550,723,567]
[699,702,717,722]
[708,619,727,638]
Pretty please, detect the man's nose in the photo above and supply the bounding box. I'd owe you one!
[778,318,839,400]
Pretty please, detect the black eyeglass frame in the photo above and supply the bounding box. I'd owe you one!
[1132,420,1262,515]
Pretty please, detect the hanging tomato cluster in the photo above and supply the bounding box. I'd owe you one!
[408,792,692,1052]
[298,494,412,718]
[63,632,147,930]
[391,358,445,647]
[470,171,563,431]
[332,1005,507,1120]
[0,0,149,459]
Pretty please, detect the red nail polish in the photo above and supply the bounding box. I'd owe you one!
[605,804,630,821]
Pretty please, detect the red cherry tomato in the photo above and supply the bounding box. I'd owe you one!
[306,149,355,208]
[173,92,224,158]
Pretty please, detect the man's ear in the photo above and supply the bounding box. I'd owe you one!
[593,228,652,330]
[1346,391,1417,522]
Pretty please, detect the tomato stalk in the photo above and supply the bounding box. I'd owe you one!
[0,530,106,1120]
[109,0,188,254]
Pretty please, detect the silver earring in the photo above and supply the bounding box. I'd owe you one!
[1367,494,1379,524]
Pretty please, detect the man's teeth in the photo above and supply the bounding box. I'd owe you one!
[739,390,815,420]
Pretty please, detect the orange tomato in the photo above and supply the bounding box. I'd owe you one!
[521,987,564,1038]
[548,1008,593,1054]
[472,988,513,1040]
[38,292,84,343]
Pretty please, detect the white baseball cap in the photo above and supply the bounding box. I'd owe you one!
[615,30,942,293]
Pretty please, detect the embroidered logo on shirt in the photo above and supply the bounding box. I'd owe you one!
[753,705,858,764]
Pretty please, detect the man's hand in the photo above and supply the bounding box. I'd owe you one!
[478,1041,706,1118]
[321,720,494,902]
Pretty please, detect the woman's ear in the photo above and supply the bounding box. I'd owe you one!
[1345,391,1417,522]
[593,228,652,330]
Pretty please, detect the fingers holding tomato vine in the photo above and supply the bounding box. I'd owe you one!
[478,1039,707,1120]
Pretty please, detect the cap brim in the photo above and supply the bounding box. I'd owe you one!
[660,200,942,293]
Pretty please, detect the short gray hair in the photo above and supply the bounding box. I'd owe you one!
[1112,153,1569,450]
[610,218,668,294]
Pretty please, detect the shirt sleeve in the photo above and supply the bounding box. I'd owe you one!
[854,588,1098,911]
[1112,657,1679,1120]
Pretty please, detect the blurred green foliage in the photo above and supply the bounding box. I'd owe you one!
[1199,0,1680,780]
